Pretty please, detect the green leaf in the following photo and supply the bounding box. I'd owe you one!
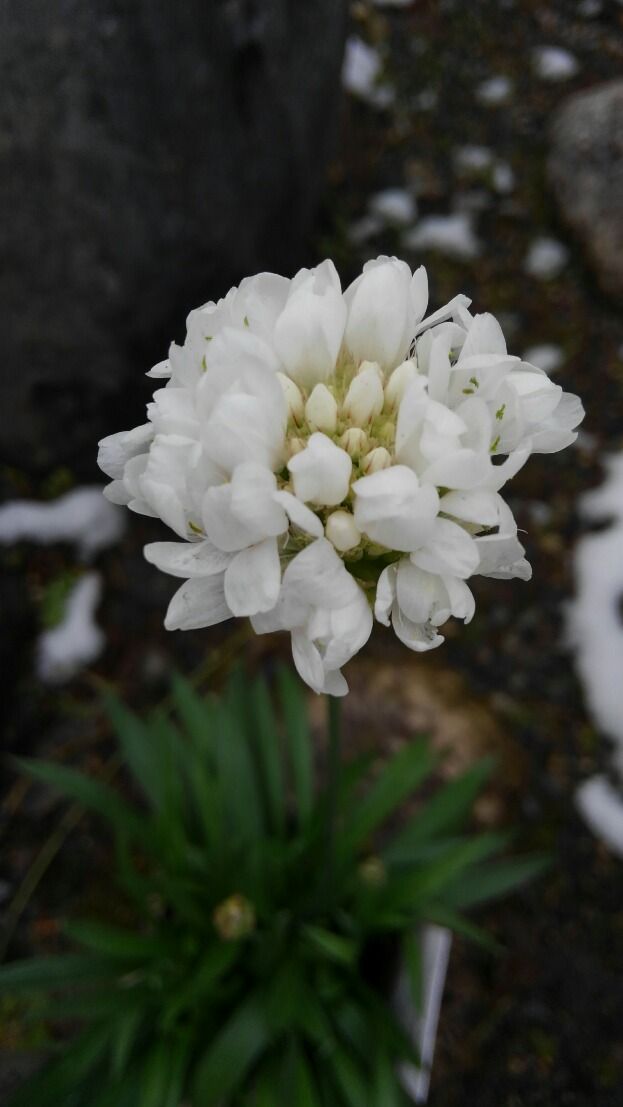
[171,673,215,760]
[385,832,509,912]
[422,904,498,951]
[280,1039,319,1107]
[329,1043,369,1107]
[338,740,436,861]
[192,996,270,1105]
[214,699,264,845]
[65,919,168,961]
[384,758,495,865]
[251,677,285,836]
[277,667,313,824]
[162,942,238,1029]
[139,1043,174,1107]
[444,854,550,910]
[372,1048,405,1107]
[0,954,112,993]
[402,930,423,1015]
[302,925,357,967]
[111,1006,143,1077]
[105,696,165,812]
[13,757,144,840]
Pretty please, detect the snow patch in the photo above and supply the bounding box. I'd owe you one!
[522,343,564,374]
[532,46,580,81]
[476,75,512,105]
[403,213,480,261]
[37,572,105,684]
[0,487,125,560]
[492,162,515,194]
[453,145,493,173]
[342,37,394,109]
[568,454,623,856]
[369,188,417,226]
[524,236,569,280]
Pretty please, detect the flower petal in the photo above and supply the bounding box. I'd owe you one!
[411,518,480,579]
[224,538,281,616]
[164,575,231,630]
[273,490,324,537]
[288,433,352,507]
[144,540,232,578]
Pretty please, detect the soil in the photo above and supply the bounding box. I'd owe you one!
[2,1,623,1104]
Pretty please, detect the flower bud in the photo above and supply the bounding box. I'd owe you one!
[340,427,369,458]
[362,446,392,474]
[276,372,304,424]
[213,893,256,940]
[287,436,306,458]
[384,358,417,412]
[305,383,338,433]
[326,509,361,552]
[343,362,384,427]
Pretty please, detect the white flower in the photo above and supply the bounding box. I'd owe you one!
[288,433,352,507]
[99,256,583,694]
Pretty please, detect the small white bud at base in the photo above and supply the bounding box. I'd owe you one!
[326,510,361,552]
[384,359,417,412]
[340,427,369,458]
[362,446,392,474]
[343,364,385,427]
[305,383,338,433]
[277,372,304,424]
[287,436,306,458]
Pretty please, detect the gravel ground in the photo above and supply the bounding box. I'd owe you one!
[2,1,623,1103]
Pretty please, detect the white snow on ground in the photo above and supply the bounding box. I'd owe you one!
[342,37,394,109]
[532,46,580,81]
[369,188,417,225]
[476,75,512,105]
[492,162,515,194]
[0,487,124,559]
[37,572,105,684]
[347,215,383,245]
[453,145,493,173]
[522,343,564,374]
[524,236,569,280]
[403,213,481,261]
[568,454,623,856]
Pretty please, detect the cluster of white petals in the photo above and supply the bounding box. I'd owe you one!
[98,257,583,695]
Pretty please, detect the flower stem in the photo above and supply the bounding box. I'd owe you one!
[326,695,342,885]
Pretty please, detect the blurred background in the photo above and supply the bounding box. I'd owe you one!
[2,0,623,1103]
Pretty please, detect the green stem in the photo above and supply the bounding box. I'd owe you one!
[326,695,342,886]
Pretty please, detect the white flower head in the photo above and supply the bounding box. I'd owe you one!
[99,257,583,694]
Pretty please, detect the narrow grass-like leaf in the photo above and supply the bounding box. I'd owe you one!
[0,954,112,992]
[444,854,550,909]
[338,740,436,862]
[277,667,313,824]
[171,673,215,760]
[329,1043,369,1107]
[384,758,495,865]
[105,696,165,812]
[251,677,285,836]
[423,904,498,951]
[162,942,238,1029]
[303,925,357,967]
[13,757,144,840]
[385,832,509,912]
[111,1006,143,1077]
[402,929,423,1015]
[192,996,270,1105]
[65,919,167,961]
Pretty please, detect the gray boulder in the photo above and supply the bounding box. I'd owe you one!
[0,0,347,474]
[548,80,623,303]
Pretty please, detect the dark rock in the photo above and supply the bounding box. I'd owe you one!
[548,81,623,303]
[1,0,347,475]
